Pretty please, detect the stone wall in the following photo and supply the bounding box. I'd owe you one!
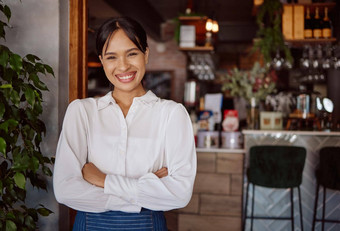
[166,150,245,231]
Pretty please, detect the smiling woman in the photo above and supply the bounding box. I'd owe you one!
[53,16,197,231]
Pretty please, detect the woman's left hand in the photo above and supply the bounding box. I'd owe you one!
[82,162,106,188]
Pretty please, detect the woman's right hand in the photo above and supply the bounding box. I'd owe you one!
[154,167,168,178]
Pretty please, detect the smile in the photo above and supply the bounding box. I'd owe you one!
[115,72,136,83]
[118,74,134,80]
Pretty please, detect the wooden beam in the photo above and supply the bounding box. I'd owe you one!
[69,0,88,103]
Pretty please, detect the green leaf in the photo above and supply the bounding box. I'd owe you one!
[6,212,15,220]
[30,156,39,172]
[3,5,11,22]
[35,63,45,74]
[0,47,9,67]
[37,208,53,216]
[28,73,39,85]
[33,102,43,114]
[9,54,22,74]
[15,188,26,201]
[42,166,52,177]
[14,172,26,189]
[10,90,20,107]
[44,64,54,77]
[2,67,15,82]
[0,119,19,133]
[0,137,6,155]
[5,220,16,231]
[27,209,38,221]
[25,54,40,63]
[35,80,48,91]
[0,83,12,88]
[0,102,5,119]
[0,21,6,39]
[24,88,35,107]
[24,215,35,230]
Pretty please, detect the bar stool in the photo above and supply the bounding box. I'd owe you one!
[243,145,306,231]
[312,147,340,231]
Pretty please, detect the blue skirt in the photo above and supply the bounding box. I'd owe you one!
[72,208,168,231]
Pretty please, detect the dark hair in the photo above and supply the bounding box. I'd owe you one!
[96,16,148,56]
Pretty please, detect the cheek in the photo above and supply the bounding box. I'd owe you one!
[102,63,114,74]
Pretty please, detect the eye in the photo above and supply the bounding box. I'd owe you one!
[106,55,116,60]
[128,52,138,57]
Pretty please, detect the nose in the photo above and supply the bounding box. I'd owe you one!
[117,57,130,71]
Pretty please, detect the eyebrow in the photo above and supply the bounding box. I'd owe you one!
[104,48,140,56]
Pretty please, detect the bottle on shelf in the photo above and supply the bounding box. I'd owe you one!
[322,7,332,39]
[304,7,313,39]
[312,7,322,39]
[185,0,193,15]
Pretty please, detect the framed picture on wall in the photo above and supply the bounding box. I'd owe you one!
[143,71,173,100]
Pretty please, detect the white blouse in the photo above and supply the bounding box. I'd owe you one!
[53,91,197,213]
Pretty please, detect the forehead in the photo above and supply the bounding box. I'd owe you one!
[104,29,137,52]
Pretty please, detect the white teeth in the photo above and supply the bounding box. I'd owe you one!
[118,74,133,80]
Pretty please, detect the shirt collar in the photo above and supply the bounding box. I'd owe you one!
[97,90,159,110]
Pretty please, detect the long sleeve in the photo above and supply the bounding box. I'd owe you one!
[53,100,140,212]
[104,103,197,211]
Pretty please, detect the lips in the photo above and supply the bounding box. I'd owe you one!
[115,72,136,83]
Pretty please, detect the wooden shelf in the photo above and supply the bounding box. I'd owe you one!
[285,38,337,47]
[88,62,101,68]
[178,16,207,21]
[179,46,214,52]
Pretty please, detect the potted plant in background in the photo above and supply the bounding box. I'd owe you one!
[0,1,54,230]
[219,62,278,129]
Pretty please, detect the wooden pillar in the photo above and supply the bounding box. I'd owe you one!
[68,0,87,229]
[69,0,88,102]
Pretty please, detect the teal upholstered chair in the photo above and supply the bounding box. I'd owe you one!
[243,145,306,231]
[312,147,340,231]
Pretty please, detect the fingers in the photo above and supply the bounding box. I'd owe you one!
[154,167,168,178]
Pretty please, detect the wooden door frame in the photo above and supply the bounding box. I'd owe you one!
[69,0,88,103]
[67,0,87,229]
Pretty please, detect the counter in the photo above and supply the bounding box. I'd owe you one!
[165,148,245,231]
[242,130,340,231]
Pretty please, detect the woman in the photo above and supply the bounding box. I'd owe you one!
[53,16,196,230]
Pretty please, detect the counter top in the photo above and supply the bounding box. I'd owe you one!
[196,148,245,153]
[242,130,340,136]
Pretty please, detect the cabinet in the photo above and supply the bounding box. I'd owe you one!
[282,2,337,46]
[177,16,216,51]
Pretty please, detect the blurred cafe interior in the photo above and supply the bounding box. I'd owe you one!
[86,0,340,230]
[3,0,339,230]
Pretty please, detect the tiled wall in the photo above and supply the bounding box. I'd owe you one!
[166,151,245,231]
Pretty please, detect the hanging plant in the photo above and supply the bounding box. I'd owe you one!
[253,0,292,64]
[0,1,54,230]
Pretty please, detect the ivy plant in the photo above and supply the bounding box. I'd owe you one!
[0,1,54,230]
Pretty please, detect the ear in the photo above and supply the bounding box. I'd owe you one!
[99,55,103,64]
[144,48,149,64]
